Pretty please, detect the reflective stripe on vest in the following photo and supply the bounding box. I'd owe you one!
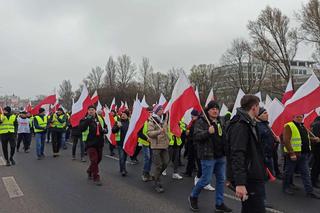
[82,116,105,142]
[138,122,149,146]
[34,115,48,133]
[0,114,16,134]
[284,122,302,153]
[52,114,66,129]
[168,130,182,146]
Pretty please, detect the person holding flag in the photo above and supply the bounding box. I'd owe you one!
[0,106,18,166]
[79,105,107,186]
[112,110,130,177]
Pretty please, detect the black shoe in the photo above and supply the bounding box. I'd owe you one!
[312,182,320,189]
[188,196,199,212]
[5,161,11,166]
[121,170,127,177]
[87,172,93,180]
[94,180,102,186]
[283,188,294,195]
[183,172,192,177]
[10,159,15,165]
[110,152,115,156]
[307,192,320,199]
[215,203,232,212]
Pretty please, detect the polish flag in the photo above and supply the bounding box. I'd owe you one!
[255,91,264,107]
[70,86,92,127]
[104,107,116,145]
[304,108,320,130]
[219,103,229,117]
[49,102,61,114]
[268,98,284,127]
[281,78,294,104]
[123,100,150,156]
[272,74,320,136]
[124,101,129,110]
[265,94,273,110]
[118,101,125,113]
[25,101,32,113]
[97,101,106,117]
[110,98,117,111]
[158,93,168,109]
[31,94,57,115]
[231,88,245,117]
[205,88,214,107]
[165,72,202,137]
[91,91,99,105]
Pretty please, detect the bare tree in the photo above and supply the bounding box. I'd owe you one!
[104,56,117,89]
[221,39,267,94]
[86,66,104,92]
[139,57,153,93]
[116,54,136,89]
[297,0,320,62]
[58,80,74,110]
[248,6,299,82]
[163,67,181,98]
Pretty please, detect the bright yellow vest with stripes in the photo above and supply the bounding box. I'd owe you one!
[34,115,48,133]
[82,116,104,142]
[0,114,16,134]
[114,116,121,142]
[138,122,149,146]
[51,114,67,129]
[284,122,302,153]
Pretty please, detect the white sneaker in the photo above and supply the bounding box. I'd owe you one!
[194,176,199,186]
[204,184,215,191]
[172,173,183,180]
[162,170,167,176]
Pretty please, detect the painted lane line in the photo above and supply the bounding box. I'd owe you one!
[2,176,24,198]
[104,155,135,165]
[223,193,284,213]
[0,156,5,166]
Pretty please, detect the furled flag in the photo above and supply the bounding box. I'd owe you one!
[164,72,202,137]
[70,86,92,127]
[103,106,116,145]
[123,100,150,156]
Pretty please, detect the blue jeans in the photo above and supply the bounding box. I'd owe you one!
[142,145,152,174]
[61,132,66,148]
[283,153,313,193]
[191,157,226,206]
[118,146,127,172]
[35,132,46,157]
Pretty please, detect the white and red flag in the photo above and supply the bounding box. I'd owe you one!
[272,74,320,136]
[281,78,294,105]
[304,108,320,130]
[70,86,92,127]
[158,93,168,109]
[110,98,117,111]
[90,90,99,105]
[123,99,150,156]
[31,94,57,115]
[165,72,202,137]
[103,106,116,146]
[205,88,214,107]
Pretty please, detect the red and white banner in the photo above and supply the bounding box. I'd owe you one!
[31,94,57,115]
[165,72,202,137]
[70,86,92,127]
[231,88,245,117]
[205,88,214,107]
[304,108,320,130]
[123,100,150,156]
[110,97,117,111]
[91,90,99,105]
[158,93,168,109]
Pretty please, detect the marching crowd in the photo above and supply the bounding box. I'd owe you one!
[1,94,320,213]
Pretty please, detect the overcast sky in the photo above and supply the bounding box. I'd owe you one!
[0,0,312,98]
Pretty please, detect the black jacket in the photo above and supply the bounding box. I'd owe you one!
[256,121,275,158]
[312,116,320,152]
[193,115,225,160]
[112,119,129,146]
[227,108,265,186]
[79,115,107,149]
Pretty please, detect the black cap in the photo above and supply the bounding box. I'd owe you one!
[4,106,11,113]
[206,101,220,111]
[191,109,199,116]
[258,107,266,116]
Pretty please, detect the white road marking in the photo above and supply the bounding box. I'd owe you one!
[0,156,5,166]
[2,176,24,198]
[223,193,284,213]
[104,155,135,165]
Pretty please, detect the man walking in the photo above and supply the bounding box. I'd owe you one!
[33,108,48,159]
[189,101,232,212]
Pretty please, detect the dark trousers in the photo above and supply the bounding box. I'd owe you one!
[109,143,115,154]
[311,147,320,183]
[131,145,142,160]
[185,143,202,177]
[273,143,281,176]
[87,147,103,181]
[51,131,62,154]
[47,129,51,142]
[17,133,31,151]
[118,146,127,172]
[1,133,16,161]
[241,182,266,213]
[169,146,180,173]
[72,135,85,158]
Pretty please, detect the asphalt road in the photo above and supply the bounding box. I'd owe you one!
[1,139,320,213]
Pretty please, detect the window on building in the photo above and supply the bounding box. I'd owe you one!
[291,61,297,66]
[303,70,307,75]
